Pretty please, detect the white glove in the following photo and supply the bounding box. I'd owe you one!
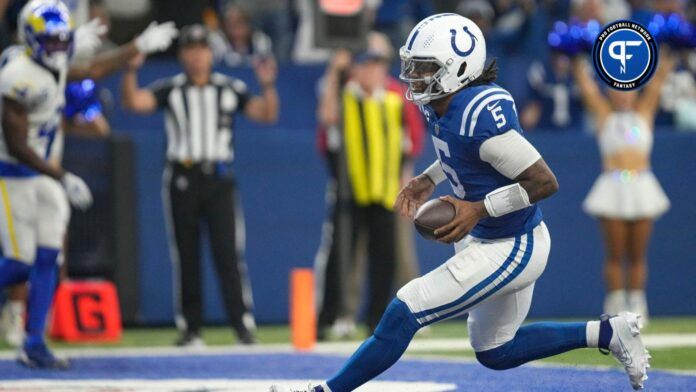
[74,18,108,59]
[135,21,178,54]
[61,172,93,210]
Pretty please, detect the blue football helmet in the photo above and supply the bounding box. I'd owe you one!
[18,0,74,71]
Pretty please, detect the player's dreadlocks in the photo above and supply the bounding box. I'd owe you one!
[468,59,499,87]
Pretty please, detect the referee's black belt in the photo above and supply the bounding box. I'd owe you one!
[167,160,234,177]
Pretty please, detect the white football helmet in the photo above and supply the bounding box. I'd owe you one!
[18,0,74,71]
[400,13,487,104]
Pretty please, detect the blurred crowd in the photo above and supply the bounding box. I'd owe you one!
[1,0,695,134]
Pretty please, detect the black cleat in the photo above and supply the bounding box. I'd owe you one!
[175,332,206,348]
[237,328,257,345]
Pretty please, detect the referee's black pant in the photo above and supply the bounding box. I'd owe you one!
[163,162,254,338]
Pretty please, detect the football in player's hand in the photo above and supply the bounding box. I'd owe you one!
[414,199,455,241]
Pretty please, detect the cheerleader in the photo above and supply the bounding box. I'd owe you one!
[572,49,677,325]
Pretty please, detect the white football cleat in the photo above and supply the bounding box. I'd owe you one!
[604,312,650,390]
[5,320,24,347]
[0,302,24,347]
[331,318,357,340]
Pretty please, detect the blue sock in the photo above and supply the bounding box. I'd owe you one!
[24,247,59,348]
[0,257,31,287]
[598,316,613,351]
[327,299,421,392]
[476,322,588,370]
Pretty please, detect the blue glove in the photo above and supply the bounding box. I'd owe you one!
[64,79,103,122]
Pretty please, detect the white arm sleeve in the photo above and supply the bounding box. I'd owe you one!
[479,130,541,179]
[422,160,447,185]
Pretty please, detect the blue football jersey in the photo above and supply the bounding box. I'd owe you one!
[422,83,542,239]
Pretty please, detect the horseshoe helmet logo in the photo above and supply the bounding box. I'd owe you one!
[450,26,477,56]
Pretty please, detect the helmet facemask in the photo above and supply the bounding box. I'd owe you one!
[32,31,73,70]
[399,52,448,105]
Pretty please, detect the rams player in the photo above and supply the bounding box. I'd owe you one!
[0,0,176,368]
[271,14,650,392]
[0,0,85,368]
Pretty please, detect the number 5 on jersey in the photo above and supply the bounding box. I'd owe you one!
[432,136,466,199]
[487,101,506,129]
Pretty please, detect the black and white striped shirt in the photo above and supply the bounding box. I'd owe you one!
[149,72,250,162]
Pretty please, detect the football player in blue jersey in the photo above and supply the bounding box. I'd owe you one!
[270,14,650,392]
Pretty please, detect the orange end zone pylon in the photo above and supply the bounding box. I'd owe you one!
[290,268,316,351]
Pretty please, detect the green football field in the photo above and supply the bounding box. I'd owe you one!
[2,317,695,371]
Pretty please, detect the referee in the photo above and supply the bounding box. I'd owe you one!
[121,24,278,346]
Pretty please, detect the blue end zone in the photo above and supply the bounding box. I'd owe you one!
[0,352,693,391]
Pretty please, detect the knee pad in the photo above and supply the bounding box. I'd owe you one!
[475,341,515,371]
[374,298,421,340]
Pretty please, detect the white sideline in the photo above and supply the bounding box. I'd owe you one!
[1,333,695,360]
[0,379,457,392]
[1,342,695,379]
